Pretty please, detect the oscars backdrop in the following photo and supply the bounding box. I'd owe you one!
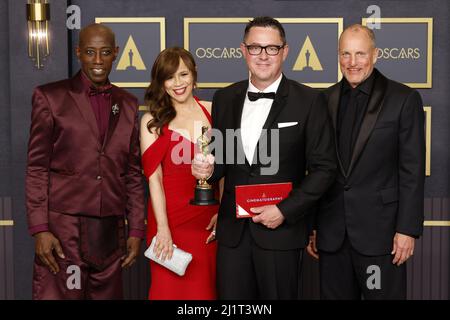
[0,0,448,300]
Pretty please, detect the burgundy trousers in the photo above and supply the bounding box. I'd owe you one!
[32,211,125,300]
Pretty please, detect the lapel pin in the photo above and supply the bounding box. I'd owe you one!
[112,103,120,115]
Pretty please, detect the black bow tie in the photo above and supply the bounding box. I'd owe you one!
[247,91,276,102]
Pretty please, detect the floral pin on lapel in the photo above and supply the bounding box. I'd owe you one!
[112,103,120,116]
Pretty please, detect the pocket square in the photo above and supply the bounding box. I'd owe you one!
[277,122,298,128]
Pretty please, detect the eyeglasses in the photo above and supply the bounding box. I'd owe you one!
[244,44,285,56]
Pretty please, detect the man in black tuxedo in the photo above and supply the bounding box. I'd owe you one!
[192,16,336,299]
[307,24,425,299]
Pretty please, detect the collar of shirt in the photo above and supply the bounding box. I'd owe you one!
[246,73,283,100]
[80,71,112,96]
[240,74,283,164]
[342,70,376,96]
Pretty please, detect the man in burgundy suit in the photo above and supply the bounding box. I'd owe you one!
[26,23,145,299]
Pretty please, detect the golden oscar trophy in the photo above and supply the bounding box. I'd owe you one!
[190,126,219,206]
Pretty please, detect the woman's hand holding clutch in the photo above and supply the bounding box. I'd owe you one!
[154,227,173,261]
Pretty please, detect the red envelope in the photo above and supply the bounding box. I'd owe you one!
[235,182,293,218]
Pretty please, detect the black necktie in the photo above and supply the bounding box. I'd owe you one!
[247,91,276,102]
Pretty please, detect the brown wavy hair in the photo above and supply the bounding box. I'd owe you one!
[144,47,197,134]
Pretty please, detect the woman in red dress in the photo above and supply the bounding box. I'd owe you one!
[140,47,218,299]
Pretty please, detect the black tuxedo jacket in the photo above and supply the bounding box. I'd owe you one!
[316,69,425,256]
[210,75,336,250]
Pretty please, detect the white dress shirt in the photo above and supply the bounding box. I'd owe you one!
[240,74,282,164]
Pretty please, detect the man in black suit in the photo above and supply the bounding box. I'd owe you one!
[192,16,336,299]
[307,24,425,299]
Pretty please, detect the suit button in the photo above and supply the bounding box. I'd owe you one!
[344,185,351,191]
[96,175,102,180]
[100,151,105,155]
[250,172,256,177]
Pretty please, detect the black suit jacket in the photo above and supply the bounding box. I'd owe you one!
[210,75,336,250]
[316,69,425,256]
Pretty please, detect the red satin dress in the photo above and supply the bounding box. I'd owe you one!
[142,98,218,300]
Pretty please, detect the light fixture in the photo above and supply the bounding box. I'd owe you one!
[27,0,50,69]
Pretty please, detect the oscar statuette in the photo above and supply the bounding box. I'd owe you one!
[190,126,219,206]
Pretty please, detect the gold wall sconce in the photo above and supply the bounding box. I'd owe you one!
[27,0,50,69]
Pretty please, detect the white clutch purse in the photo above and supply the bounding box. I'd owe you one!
[144,236,193,276]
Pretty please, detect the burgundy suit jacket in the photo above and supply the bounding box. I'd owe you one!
[26,71,145,236]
